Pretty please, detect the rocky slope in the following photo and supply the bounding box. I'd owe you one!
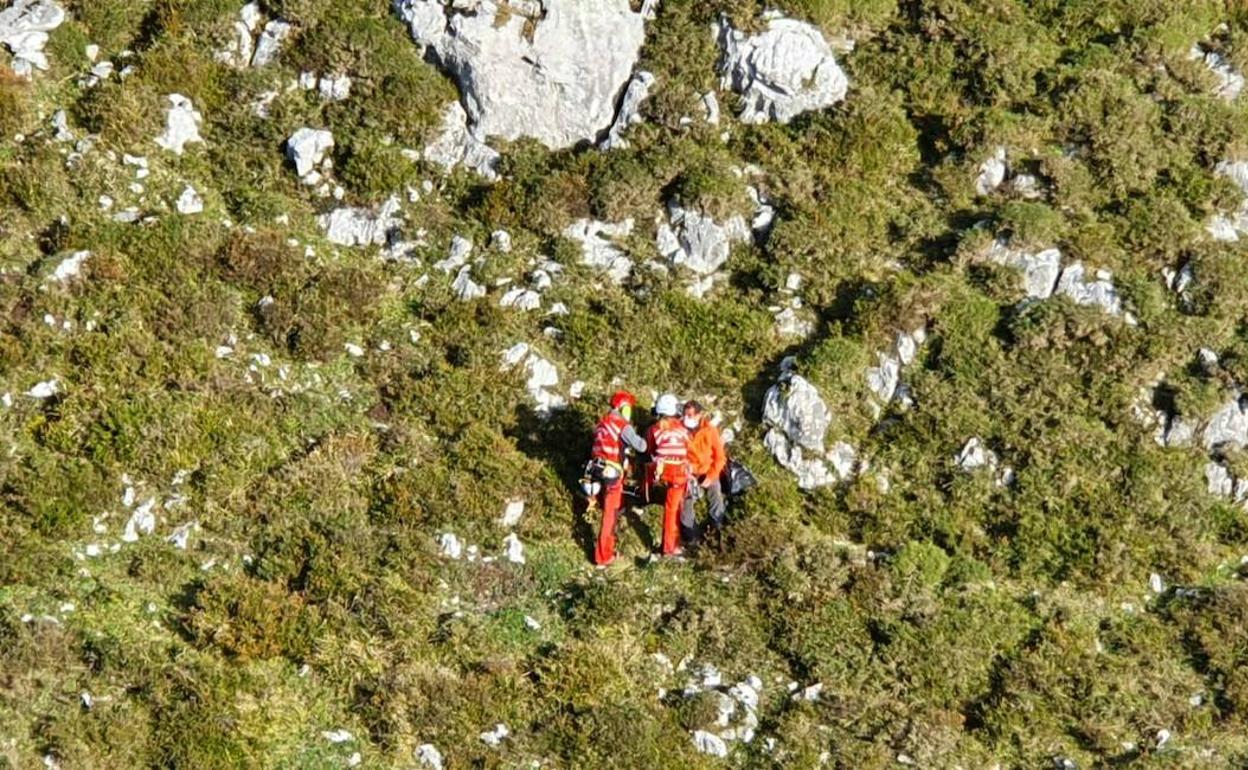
[4,0,1248,767]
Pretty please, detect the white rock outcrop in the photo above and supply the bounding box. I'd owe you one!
[656,203,751,277]
[975,147,1007,195]
[286,128,334,182]
[175,185,204,215]
[216,4,290,68]
[602,70,656,150]
[864,326,926,415]
[319,196,402,247]
[155,94,204,155]
[1190,43,1244,101]
[395,0,647,150]
[763,371,856,489]
[1054,262,1122,316]
[1209,160,1248,242]
[984,239,1062,299]
[984,238,1128,319]
[718,13,849,124]
[563,218,634,284]
[48,250,89,283]
[0,0,64,77]
[500,343,565,414]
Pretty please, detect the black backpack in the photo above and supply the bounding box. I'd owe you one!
[721,457,758,497]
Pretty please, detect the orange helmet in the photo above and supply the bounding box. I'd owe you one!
[610,390,637,410]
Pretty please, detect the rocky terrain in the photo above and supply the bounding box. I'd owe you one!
[4,0,1248,767]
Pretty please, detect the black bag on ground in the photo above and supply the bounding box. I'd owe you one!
[722,458,757,497]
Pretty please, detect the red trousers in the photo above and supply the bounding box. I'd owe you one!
[594,479,624,565]
[656,465,687,555]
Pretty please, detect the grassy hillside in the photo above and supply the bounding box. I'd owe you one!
[4,0,1248,766]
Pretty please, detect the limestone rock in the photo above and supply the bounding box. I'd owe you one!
[155,94,204,155]
[250,18,290,67]
[563,218,634,283]
[1190,43,1244,101]
[764,374,829,452]
[395,0,647,150]
[602,70,656,150]
[1204,395,1248,450]
[0,0,64,77]
[286,128,334,181]
[656,203,751,276]
[423,101,500,180]
[984,239,1061,299]
[1210,160,1248,242]
[1054,261,1122,316]
[175,185,203,215]
[319,196,402,247]
[718,13,849,124]
[975,146,1007,195]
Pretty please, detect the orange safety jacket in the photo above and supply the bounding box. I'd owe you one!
[687,419,726,480]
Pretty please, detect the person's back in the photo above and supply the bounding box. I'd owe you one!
[647,397,690,556]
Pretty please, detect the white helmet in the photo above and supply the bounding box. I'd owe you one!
[655,393,680,416]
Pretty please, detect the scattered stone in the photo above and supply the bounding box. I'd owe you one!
[321,729,353,744]
[48,250,89,283]
[415,744,444,770]
[25,378,58,399]
[500,287,541,311]
[451,265,486,301]
[1209,160,1248,241]
[503,532,525,564]
[602,70,656,150]
[51,109,72,141]
[702,91,720,124]
[167,521,196,549]
[175,185,203,215]
[763,373,851,489]
[250,18,290,67]
[692,730,729,757]
[501,499,524,527]
[433,234,473,272]
[395,0,647,149]
[976,146,1007,195]
[501,343,564,413]
[317,72,352,101]
[438,532,464,559]
[154,94,204,155]
[1149,572,1165,595]
[0,0,65,77]
[718,13,849,124]
[286,127,334,181]
[121,499,156,542]
[319,196,402,247]
[563,218,635,283]
[479,723,509,747]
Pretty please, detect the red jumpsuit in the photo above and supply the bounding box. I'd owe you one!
[591,409,641,565]
[648,417,690,555]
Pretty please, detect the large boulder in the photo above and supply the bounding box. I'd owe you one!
[718,13,848,124]
[394,0,647,150]
[656,203,751,277]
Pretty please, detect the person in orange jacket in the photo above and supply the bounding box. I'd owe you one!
[590,390,647,566]
[681,400,727,546]
[647,393,690,557]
